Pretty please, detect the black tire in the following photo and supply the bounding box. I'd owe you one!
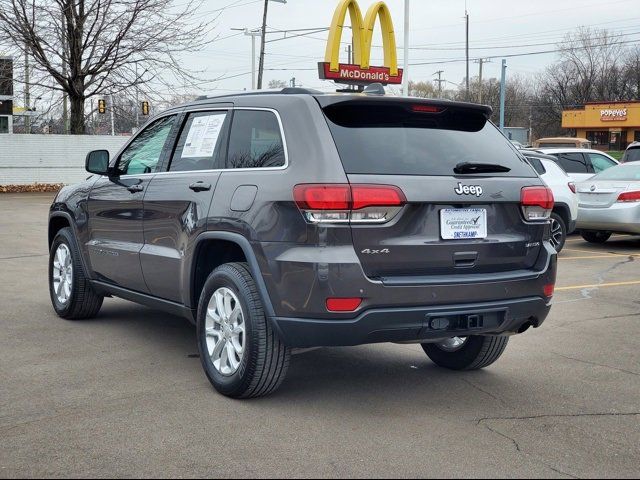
[550,212,567,253]
[49,227,103,320]
[422,335,509,371]
[581,230,612,244]
[196,262,290,399]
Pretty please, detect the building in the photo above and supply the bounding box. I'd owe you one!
[0,57,13,134]
[562,101,640,151]
[504,127,530,146]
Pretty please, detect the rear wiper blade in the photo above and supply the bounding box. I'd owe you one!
[454,162,511,174]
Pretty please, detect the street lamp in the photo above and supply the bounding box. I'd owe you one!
[231,28,261,89]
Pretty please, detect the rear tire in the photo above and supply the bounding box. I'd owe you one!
[197,262,290,398]
[422,335,509,370]
[581,230,611,244]
[549,212,567,253]
[49,227,104,320]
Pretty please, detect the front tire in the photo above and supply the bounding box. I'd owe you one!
[581,230,611,244]
[422,335,509,370]
[49,227,103,319]
[197,262,290,398]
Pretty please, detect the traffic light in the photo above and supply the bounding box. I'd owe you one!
[98,99,106,114]
[141,101,150,116]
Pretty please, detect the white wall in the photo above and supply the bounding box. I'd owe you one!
[0,134,129,185]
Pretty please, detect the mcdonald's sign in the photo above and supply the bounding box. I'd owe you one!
[318,0,403,85]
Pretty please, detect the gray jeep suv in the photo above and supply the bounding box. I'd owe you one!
[48,88,557,398]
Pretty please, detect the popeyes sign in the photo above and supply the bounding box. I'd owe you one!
[601,108,628,122]
[318,0,403,85]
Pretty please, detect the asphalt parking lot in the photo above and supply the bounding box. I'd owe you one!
[1,193,639,478]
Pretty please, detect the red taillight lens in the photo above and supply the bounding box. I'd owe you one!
[521,186,554,222]
[294,184,406,224]
[521,186,555,209]
[293,184,350,210]
[568,182,576,194]
[617,191,640,203]
[544,283,555,298]
[326,297,362,312]
[351,185,405,210]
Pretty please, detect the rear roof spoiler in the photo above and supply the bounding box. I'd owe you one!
[314,95,493,119]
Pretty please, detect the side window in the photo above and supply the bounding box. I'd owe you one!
[169,111,229,172]
[588,153,617,173]
[554,153,589,174]
[118,115,176,175]
[227,110,285,169]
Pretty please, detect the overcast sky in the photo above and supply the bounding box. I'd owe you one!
[170,0,640,95]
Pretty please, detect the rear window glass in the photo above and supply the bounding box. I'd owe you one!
[594,164,640,181]
[525,157,546,175]
[322,103,535,177]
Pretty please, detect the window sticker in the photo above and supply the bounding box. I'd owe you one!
[182,114,226,158]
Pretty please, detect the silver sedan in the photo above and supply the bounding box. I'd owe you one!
[576,161,640,243]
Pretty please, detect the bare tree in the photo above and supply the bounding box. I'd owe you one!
[268,79,288,90]
[0,0,216,134]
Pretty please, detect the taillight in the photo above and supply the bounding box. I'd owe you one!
[412,104,444,113]
[568,182,576,194]
[521,186,554,221]
[294,184,406,224]
[617,191,640,203]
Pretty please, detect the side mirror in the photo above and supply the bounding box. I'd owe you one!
[85,150,111,176]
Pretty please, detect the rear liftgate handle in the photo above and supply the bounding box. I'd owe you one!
[189,182,212,192]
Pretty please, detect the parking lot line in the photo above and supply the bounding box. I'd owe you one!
[556,280,640,291]
[562,247,613,256]
[560,254,640,260]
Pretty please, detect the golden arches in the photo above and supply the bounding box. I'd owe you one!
[324,0,399,76]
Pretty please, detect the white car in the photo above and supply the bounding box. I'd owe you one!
[524,151,578,252]
[534,148,619,183]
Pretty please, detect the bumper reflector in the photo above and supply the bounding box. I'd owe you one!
[326,297,363,312]
[544,283,555,298]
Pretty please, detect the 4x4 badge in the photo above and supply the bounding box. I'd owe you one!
[454,182,483,197]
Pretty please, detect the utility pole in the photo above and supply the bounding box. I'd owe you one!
[110,94,115,136]
[402,0,410,97]
[257,0,286,89]
[499,59,507,131]
[434,70,445,98]
[24,47,30,134]
[475,58,490,104]
[465,8,470,101]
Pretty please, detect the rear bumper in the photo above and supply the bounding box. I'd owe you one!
[577,203,640,234]
[270,296,551,347]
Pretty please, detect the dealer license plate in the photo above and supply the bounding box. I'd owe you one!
[440,208,488,240]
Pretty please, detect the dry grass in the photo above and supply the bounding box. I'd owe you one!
[0,184,65,193]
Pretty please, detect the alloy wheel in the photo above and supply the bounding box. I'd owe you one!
[52,244,73,304]
[550,217,564,251]
[205,287,246,376]
[436,337,468,352]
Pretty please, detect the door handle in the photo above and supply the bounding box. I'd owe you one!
[189,182,212,192]
[127,184,144,193]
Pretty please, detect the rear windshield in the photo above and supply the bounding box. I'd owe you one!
[323,103,536,177]
[624,148,640,163]
[594,163,640,181]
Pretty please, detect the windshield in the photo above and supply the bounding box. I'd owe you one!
[593,163,640,181]
[322,103,536,177]
[624,148,640,163]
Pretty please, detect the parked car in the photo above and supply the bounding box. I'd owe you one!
[533,137,591,149]
[533,148,619,183]
[622,141,640,163]
[523,151,577,252]
[576,161,640,243]
[48,87,557,398]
